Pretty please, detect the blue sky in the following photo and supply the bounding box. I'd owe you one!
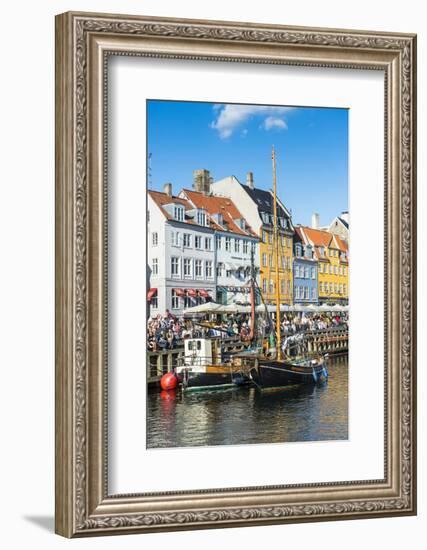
[147,100,348,227]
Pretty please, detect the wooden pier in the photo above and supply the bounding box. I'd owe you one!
[147,328,348,385]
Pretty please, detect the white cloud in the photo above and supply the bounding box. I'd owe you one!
[262,116,287,131]
[210,104,292,139]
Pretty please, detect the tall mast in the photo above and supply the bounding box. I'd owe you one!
[272,146,282,360]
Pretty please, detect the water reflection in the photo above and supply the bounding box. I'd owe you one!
[147,354,348,449]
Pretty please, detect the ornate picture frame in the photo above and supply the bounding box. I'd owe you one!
[55,11,416,537]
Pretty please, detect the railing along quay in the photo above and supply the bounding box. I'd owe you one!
[147,328,348,385]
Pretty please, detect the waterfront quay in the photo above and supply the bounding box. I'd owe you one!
[147,326,348,386]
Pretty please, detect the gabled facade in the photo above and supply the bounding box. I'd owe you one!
[211,174,294,305]
[147,189,216,316]
[298,226,349,304]
[179,189,259,306]
[327,211,349,242]
[293,228,318,304]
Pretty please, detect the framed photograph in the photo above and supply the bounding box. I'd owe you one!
[55,11,417,537]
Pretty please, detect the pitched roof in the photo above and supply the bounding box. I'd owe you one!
[337,216,349,229]
[334,234,349,252]
[241,184,291,221]
[148,190,212,229]
[301,226,333,248]
[182,189,258,237]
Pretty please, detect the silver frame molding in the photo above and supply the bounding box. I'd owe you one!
[55,11,417,537]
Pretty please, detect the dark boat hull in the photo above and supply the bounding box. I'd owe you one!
[250,360,328,389]
[179,371,236,392]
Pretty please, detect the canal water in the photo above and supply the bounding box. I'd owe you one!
[147,354,348,449]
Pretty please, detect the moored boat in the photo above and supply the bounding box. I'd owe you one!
[175,337,246,391]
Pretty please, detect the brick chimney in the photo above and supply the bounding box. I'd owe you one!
[163,182,172,196]
[193,169,211,195]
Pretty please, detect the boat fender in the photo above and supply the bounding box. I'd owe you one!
[160,372,178,391]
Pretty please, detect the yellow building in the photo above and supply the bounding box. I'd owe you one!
[298,226,349,304]
[259,228,293,305]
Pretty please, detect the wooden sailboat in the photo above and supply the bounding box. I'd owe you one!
[244,146,329,389]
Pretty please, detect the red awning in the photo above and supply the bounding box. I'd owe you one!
[174,288,185,297]
[147,288,157,302]
[186,289,197,297]
[198,289,209,297]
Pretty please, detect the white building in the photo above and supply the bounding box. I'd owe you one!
[180,188,259,306]
[327,211,349,242]
[147,187,216,316]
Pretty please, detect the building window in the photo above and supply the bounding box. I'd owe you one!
[262,230,267,243]
[339,283,343,294]
[195,235,202,249]
[334,265,338,275]
[305,287,309,300]
[320,282,323,293]
[195,259,202,277]
[174,206,184,221]
[225,237,231,251]
[295,265,300,278]
[281,256,286,269]
[319,263,323,273]
[324,282,328,293]
[152,258,158,275]
[243,241,248,254]
[183,233,191,247]
[269,279,274,293]
[295,244,302,257]
[205,261,213,278]
[305,267,309,279]
[344,284,347,296]
[329,264,333,274]
[171,232,180,247]
[268,232,273,244]
[234,239,240,253]
[205,237,212,250]
[151,295,158,308]
[334,283,338,293]
[171,257,179,277]
[171,289,180,309]
[216,263,224,277]
[262,253,267,267]
[268,254,273,267]
[339,266,343,276]
[152,232,158,246]
[184,296,193,308]
[216,236,222,250]
[183,258,192,277]
[311,267,315,279]
[262,279,267,293]
[311,288,316,300]
[197,210,206,226]
[287,280,291,294]
[281,279,285,294]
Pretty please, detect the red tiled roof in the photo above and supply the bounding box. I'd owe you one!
[148,190,205,227]
[302,226,334,248]
[182,189,258,237]
[334,234,349,252]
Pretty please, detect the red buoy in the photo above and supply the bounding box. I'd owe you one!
[160,372,178,391]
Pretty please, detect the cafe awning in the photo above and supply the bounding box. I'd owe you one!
[186,289,197,297]
[174,288,185,297]
[198,289,209,297]
[147,288,157,302]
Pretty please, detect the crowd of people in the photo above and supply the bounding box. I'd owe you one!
[147,310,348,352]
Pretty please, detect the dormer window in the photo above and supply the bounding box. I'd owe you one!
[174,205,184,221]
[295,244,302,257]
[319,246,325,257]
[196,209,206,226]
